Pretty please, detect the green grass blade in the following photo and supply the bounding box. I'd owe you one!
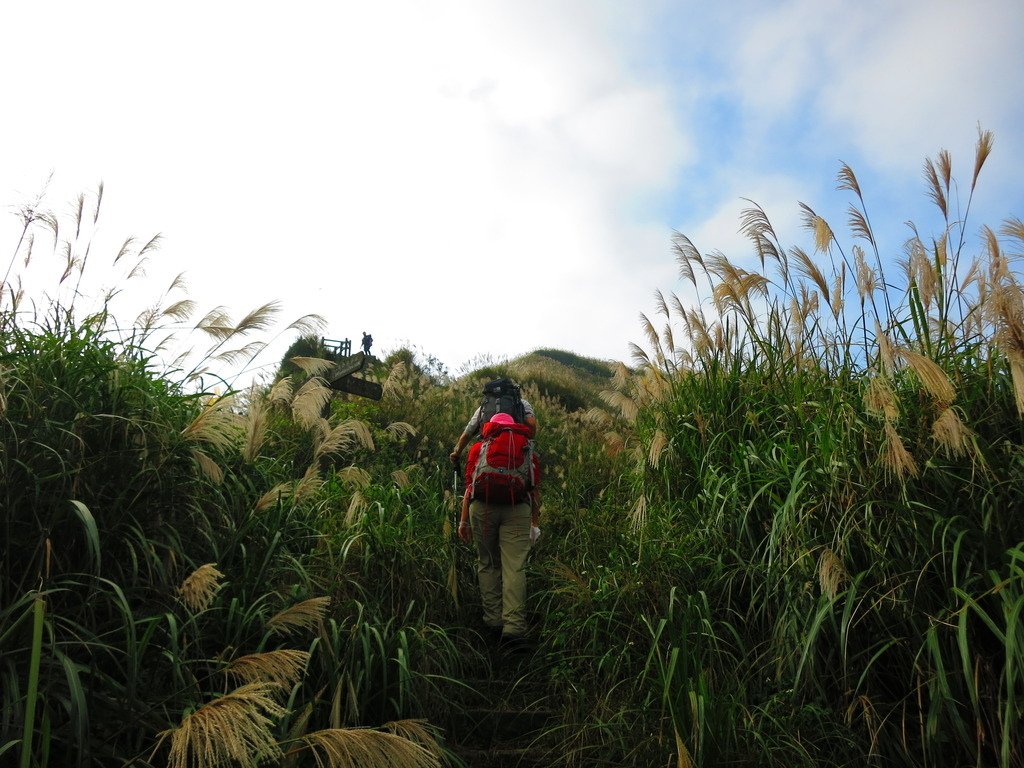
[68,501,101,573]
[19,595,44,768]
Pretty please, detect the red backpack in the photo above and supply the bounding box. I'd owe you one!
[470,423,535,504]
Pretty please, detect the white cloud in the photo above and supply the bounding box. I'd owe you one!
[0,1,693,378]
[3,0,1021,384]
[726,0,1024,174]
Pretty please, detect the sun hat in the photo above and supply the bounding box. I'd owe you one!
[489,413,515,426]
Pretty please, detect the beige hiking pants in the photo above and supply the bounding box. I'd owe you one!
[469,499,532,637]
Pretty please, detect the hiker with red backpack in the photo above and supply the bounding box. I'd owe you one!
[449,378,537,465]
[457,412,542,647]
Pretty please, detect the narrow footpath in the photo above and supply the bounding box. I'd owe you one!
[441,638,561,768]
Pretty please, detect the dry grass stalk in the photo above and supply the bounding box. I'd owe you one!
[629,494,648,532]
[843,205,876,247]
[906,238,936,311]
[854,245,875,299]
[284,313,328,338]
[336,466,372,489]
[292,379,332,429]
[629,340,652,368]
[672,231,700,287]
[873,319,895,375]
[295,726,441,768]
[385,421,418,440]
[266,597,331,635]
[293,465,326,505]
[213,341,268,368]
[972,128,994,192]
[960,258,981,295]
[1000,216,1024,246]
[894,348,955,405]
[881,421,919,480]
[791,246,830,306]
[711,270,769,317]
[845,695,881,756]
[315,419,374,461]
[934,233,948,271]
[381,362,411,401]
[600,389,639,423]
[683,308,713,358]
[653,288,670,318]
[242,390,268,464]
[636,366,673,405]
[256,482,292,512]
[789,296,806,349]
[179,563,224,612]
[583,407,614,429]
[346,491,367,525]
[290,356,336,378]
[662,322,677,363]
[391,469,411,488]
[192,448,225,484]
[647,429,668,469]
[161,682,285,768]
[233,301,281,336]
[818,547,848,600]
[182,395,244,451]
[924,157,948,218]
[162,297,198,322]
[740,202,779,255]
[831,268,845,318]
[931,407,972,458]
[227,650,311,689]
[812,216,833,253]
[639,312,667,365]
[990,282,1024,414]
[675,728,695,768]
[195,307,236,342]
[268,377,294,408]
[383,720,445,761]
[836,162,862,197]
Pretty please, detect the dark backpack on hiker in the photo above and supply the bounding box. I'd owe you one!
[470,424,535,504]
[479,378,526,424]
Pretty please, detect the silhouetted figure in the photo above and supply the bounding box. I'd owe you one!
[361,332,373,356]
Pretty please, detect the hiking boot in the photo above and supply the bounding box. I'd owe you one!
[499,633,529,653]
[482,624,503,643]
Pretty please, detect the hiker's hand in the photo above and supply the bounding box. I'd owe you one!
[457,521,472,543]
[449,450,460,465]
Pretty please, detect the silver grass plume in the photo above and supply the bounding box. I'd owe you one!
[226,650,311,689]
[266,597,331,636]
[160,682,285,768]
[179,563,225,612]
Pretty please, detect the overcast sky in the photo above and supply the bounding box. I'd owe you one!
[2,0,1023,381]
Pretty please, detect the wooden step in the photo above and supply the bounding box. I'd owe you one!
[453,745,554,768]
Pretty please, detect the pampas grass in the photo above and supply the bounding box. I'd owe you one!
[266,597,331,636]
[293,724,441,768]
[179,564,225,612]
[226,650,311,689]
[161,682,286,768]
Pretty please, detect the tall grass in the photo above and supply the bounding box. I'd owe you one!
[5,137,1019,768]
[561,130,1024,766]
[0,189,462,767]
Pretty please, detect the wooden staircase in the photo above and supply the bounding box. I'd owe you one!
[442,642,560,768]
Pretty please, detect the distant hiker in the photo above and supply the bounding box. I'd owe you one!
[361,332,373,356]
[458,412,542,647]
[449,378,537,465]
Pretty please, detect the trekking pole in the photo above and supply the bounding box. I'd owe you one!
[452,457,462,533]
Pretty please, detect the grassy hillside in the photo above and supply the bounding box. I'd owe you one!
[3,136,1023,768]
